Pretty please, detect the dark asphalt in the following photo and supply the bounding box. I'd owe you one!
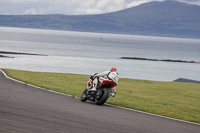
[0,71,200,133]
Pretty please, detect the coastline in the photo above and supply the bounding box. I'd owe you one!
[121,57,200,64]
[0,54,14,58]
[0,51,48,58]
[1,27,200,82]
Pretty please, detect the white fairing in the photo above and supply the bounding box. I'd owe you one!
[93,70,119,97]
[108,72,119,84]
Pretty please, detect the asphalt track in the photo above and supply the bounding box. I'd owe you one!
[0,71,200,133]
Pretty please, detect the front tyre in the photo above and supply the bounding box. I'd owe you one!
[95,88,109,105]
[80,88,87,102]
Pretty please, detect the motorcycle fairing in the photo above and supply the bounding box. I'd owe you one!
[98,80,116,89]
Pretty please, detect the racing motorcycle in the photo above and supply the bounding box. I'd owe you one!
[80,76,117,105]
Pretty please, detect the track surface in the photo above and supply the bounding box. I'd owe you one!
[0,71,200,133]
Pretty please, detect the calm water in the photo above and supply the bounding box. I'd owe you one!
[0,27,200,81]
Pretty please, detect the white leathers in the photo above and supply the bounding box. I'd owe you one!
[91,70,119,97]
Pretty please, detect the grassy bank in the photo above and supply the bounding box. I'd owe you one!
[2,69,200,124]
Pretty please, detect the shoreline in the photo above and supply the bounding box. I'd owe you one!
[1,68,200,84]
[121,57,200,64]
[0,55,14,58]
[0,51,48,58]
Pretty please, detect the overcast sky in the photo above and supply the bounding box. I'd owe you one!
[0,0,200,15]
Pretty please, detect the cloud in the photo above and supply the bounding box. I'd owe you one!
[0,0,127,15]
[0,0,199,15]
[179,0,200,5]
[127,0,156,8]
[76,0,126,14]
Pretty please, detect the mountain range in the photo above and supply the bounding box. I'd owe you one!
[0,0,200,38]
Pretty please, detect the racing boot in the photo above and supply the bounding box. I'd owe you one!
[89,86,97,91]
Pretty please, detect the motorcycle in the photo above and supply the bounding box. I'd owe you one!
[80,76,117,105]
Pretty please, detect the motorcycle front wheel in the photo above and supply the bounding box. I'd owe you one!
[80,88,87,102]
[95,88,109,105]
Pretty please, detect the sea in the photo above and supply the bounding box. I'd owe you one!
[0,27,200,81]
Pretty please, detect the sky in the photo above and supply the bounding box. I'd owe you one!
[0,0,200,15]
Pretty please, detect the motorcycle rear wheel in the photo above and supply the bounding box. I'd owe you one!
[80,88,87,102]
[95,88,109,105]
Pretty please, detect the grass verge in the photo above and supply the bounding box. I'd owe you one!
[2,68,200,124]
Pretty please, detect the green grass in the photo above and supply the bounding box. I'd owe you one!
[2,68,200,124]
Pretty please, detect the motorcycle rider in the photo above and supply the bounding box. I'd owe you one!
[89,67,119,97]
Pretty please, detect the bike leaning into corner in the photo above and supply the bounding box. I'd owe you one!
[80,68,119,105]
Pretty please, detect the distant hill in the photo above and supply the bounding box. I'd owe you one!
[0,0,200,38]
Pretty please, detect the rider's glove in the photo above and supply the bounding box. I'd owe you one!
[90,76,93,80]
[90,75,96,80]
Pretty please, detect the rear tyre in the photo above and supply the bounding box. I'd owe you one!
[95,88,109,105]
[80,88,87,102]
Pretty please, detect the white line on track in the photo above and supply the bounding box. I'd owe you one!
[1,70,200,126]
